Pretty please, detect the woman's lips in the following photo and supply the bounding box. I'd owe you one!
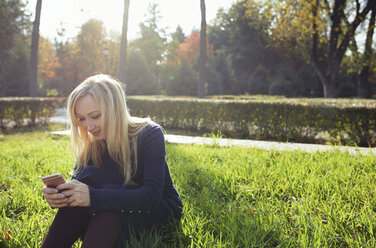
[91,130,101,136]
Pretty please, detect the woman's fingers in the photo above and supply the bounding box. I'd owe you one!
[43,186,58,194]
[43,186,68,208]
[44,180,90,207]
[45,194,67,204]
[64,181,90,207]
[56,180,76,191]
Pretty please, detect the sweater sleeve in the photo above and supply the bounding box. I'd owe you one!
[88,125,166,214]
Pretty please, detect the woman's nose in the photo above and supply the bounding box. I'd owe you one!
[86,120,95,131]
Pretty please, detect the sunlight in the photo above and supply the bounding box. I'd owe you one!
[26,0,233,41]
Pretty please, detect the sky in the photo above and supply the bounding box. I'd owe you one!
[26,0,235,41]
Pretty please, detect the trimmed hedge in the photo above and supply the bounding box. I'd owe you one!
[127,96,376,147]
[0,97,65,127]
[1,96,375,146]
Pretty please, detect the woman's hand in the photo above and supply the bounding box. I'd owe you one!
[43,187,68,208]
[57,180,91,207]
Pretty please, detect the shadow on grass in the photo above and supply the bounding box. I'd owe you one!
[164,144,287,247]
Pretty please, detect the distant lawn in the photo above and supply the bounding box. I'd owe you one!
[0,130,375,247]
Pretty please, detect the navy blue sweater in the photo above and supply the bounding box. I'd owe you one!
[73,125,182,221]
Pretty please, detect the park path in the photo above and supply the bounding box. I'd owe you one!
[51,130,375,156]
[50,107,375,156]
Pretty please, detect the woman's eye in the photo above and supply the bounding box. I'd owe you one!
[92,115,101,119]
[78,117,84,122]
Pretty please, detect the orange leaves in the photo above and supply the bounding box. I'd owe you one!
[2,229,12,240]
[38,36,59,82]
[178,32,201,64]
[177,31,214,65]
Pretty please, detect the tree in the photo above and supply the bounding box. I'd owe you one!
[128,4,165,92]
[48,25,81,96]
[177,32,201,64]
[310,0,375,97]
[0,36,29,96]
[38,36,58,86]
[243,0,375,98]
[162,30,215,96]
[48,21,120,96]
[119,0,130,83]
[210,1,271,94]
[198,0,207,98]
[107,31,121,77]
[29,0,42,97]
[0,0,28,74]
[172,25,185,43]
[75,19,107,82]
[0,0,30,96]
[166,62,198,96]
[125,49,155,95]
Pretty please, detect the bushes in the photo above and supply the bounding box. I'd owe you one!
[0,97,65,127]
[127,96,376,146]
[1,96,375,146]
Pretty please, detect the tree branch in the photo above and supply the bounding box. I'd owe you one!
[337,0,373,61]
[355,0,360,15]
[328,0,346,62]
[363,8,375,62]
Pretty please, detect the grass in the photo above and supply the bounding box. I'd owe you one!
[0,129,375,247]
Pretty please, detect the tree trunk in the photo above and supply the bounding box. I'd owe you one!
[324,78,337,98]
[198,0,207,98]
[29,0,42,97]
[357,68,372,98]
[357,8,375,98]
[311,59,337,98]
[119,0,130,84]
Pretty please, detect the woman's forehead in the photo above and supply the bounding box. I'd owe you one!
[75,95,99,115]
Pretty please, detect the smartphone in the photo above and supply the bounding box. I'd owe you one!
[41,173,66,188]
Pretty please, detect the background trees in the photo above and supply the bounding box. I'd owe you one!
[125,3,164,95]
[0,0,375,98]
[75,19,107,82]
[310,0,375,98]
[0,0,29,74]
[0,0,29,96]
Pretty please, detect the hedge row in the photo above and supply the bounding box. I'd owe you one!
[0,97,65,127]
[1,96,375,146]
[127,96,376,147]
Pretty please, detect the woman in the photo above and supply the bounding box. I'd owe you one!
[41,74,183,247]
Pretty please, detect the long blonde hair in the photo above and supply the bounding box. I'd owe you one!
[67,74,153,185]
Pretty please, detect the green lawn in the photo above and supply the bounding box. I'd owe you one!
[0,129,375,247]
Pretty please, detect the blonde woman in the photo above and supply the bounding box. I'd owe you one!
[41,74,183,247]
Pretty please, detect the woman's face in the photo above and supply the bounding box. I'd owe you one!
[75,94,106,140]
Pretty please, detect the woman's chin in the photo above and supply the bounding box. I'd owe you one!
[93,135,106,141]
[91,132,106,140]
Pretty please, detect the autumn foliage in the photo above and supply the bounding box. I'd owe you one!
[177,32,214,65]
[0,1,375,98]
